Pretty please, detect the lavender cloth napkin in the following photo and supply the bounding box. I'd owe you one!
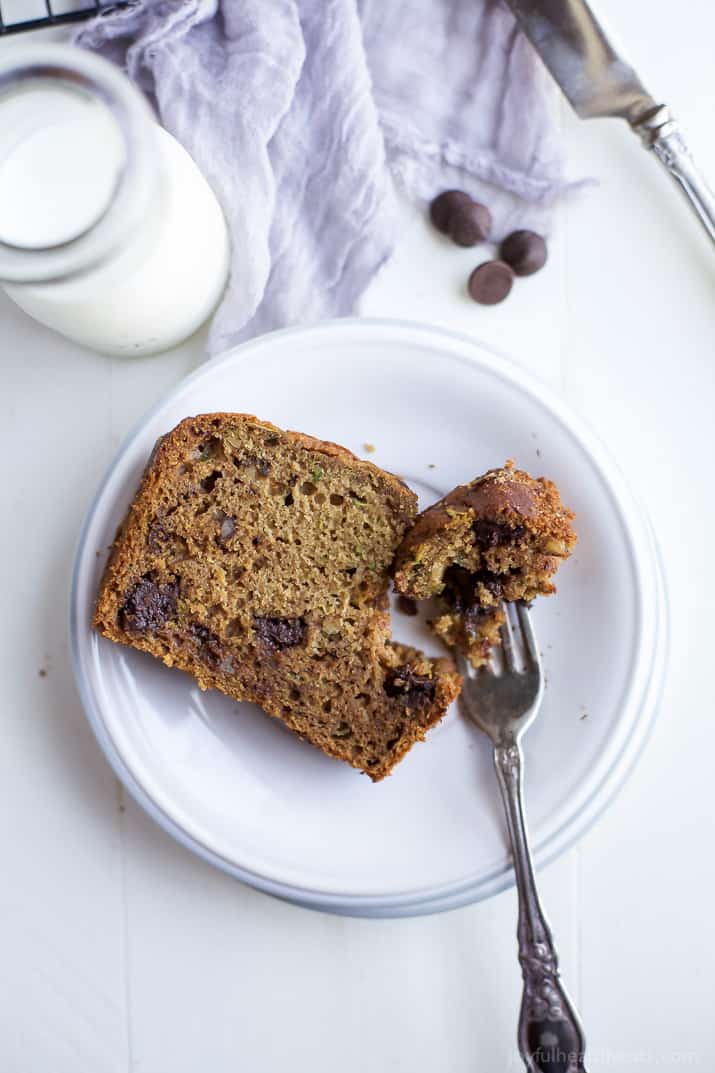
[77,0,575,355]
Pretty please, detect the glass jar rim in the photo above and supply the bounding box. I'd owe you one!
[0,44,161,284]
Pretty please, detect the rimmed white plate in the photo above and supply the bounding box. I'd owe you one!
[70,319,667,917]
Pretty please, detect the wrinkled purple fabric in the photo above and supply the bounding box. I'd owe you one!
[76,0,575,354]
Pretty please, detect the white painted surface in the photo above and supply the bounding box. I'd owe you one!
[0,3,713,1070]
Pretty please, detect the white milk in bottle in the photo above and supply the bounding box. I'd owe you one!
[0,45,230,357]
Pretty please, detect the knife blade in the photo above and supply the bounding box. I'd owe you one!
[504,0,655,122]
[503,0,715,246]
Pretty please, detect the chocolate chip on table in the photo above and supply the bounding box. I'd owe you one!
[467,260,514,305]
[253,615,306,651]
[499,230,547,276]
[119,573,179,633]
[448,201,492,247]
[429,189,472,234]
[384,665,436,708]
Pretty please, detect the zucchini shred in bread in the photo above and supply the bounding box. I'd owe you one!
[392,462,576,668]
[94,414,461,780]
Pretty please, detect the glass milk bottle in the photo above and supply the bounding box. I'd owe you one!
[0,44,230,357]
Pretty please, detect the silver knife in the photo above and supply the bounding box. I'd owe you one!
[504,0,715,245]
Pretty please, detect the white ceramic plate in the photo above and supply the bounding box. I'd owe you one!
[71,319,667,917]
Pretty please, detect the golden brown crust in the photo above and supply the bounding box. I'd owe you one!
[394,461,574,582]
[392,461,576,667]
[95,413,460,780]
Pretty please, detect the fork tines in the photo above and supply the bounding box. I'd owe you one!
[498,601,539,675]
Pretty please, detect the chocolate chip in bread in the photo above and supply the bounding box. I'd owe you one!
[94,413,461,779]
[392,462,576,668]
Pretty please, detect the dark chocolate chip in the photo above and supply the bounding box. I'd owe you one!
[499,230,547,276]
[442,565,504,612]
[384,665,436,708]
[448,201,492,247]
[396,595,418,617]
[253,615,306,651]
[472,520,506,549]
[473,519,526,549]
[200,469,222,492]
[119,574,178,633]
[442,566,477,613]
[429,189,472,234]
[475,570,503,598]
[467,260,514,305]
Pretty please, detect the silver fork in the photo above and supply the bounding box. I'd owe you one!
[457,602,587,1073]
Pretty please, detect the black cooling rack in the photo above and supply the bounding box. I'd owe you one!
[0,0,134,35]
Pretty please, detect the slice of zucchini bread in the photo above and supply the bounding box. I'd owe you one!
[94,414,461,780]
[392,462,576,668]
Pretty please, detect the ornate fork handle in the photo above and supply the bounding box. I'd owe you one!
[494,741,587,1073]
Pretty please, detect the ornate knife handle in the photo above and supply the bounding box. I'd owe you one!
[633,104,715,246]
[494,742,587,1073]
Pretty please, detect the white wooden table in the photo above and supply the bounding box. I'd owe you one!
[1,4,714,1069]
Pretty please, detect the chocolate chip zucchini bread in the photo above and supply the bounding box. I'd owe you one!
[392,462,576,668]
[94,414,461,780]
